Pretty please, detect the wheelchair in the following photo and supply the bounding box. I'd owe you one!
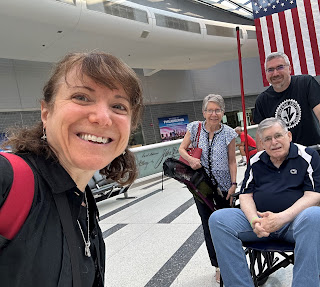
[162,156,303,286]
[219,193,295,287]
[226,144,320,286]
[240,241,294,287]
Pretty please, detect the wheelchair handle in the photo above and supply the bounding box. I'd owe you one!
[308,144,320,151]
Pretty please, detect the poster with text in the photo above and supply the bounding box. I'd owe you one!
[158,115,189,142]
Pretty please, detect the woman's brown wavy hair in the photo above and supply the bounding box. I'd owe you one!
[3,52,143,185]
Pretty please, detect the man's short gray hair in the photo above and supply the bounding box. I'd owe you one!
[202,94,225,112]
[234,126,242,133]
[264,51,291,70]
[257,117,288,138]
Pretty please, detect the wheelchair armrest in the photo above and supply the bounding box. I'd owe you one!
[231,191,240,198]
[231,191,241,208]
[308,144,320,151]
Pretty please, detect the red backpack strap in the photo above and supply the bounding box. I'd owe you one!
[0,152,35,240]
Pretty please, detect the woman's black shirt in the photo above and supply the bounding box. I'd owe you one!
[0,153,105,287]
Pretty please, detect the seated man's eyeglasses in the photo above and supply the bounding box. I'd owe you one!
[266,64,288,73]
[205,109,222,115]
[262,132,287,143]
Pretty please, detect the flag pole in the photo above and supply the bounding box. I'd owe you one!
[236,26,249,162]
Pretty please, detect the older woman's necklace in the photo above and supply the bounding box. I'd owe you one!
[77,192,91,257]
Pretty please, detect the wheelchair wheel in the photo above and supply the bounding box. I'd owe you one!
[256,252,275,286]
[257,276,268,286]
[246,249,273,287]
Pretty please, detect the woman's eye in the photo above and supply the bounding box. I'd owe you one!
[113,104,129,114]
[72,94,89,102]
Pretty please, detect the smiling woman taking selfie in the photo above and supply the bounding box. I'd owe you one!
[0,52,143,287]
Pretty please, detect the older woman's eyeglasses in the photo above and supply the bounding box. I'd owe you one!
[262,132,287,143]
[266,64,288,74]
[205,109,222,115]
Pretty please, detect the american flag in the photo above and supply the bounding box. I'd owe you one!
[252,0,320,86]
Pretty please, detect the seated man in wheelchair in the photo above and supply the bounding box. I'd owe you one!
[209,117,320,287]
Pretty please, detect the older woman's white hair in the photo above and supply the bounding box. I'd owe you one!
[202,94,225,112]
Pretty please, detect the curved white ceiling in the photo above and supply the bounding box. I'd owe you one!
[0,0,258,70]
[193,0,253,19]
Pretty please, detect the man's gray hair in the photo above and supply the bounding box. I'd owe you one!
[202,94,225,112]
[264,51,291,70]
[234,126,242,133]
[257,117,288,138]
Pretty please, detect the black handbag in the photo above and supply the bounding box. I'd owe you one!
[163,158,229,211]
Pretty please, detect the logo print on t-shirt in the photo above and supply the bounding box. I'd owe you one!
[290,169,298,175]
[275,99,301,129]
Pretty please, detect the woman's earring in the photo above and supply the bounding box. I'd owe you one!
[41,127,47,141]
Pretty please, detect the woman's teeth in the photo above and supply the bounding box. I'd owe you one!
[79,134,109,144]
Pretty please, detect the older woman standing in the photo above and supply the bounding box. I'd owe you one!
[0,52,143,287]
[179,94,237,283]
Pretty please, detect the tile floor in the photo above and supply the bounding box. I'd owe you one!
[97,156,293,287]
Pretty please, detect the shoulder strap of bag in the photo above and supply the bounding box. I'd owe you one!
[195,122,202,148]
[53,192,82,287]
[0,152,34,242]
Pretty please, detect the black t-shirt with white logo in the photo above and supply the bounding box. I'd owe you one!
[254,75,320,146]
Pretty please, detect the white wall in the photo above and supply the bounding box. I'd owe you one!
[0,59,52,111]
[191,56,264,99]
[0,56,265,111]
[140,56,265,105]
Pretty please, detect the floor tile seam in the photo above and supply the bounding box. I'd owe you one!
[128,179,168,192]
[100,192,192,220]
[143,224,204,287]
[116,196,195,224]
[157,198,195,224]
[105,221,199,252]
[99,189,163,220]
[104,224,155,242]
[129,180,183,193]
[130,186,186,199]
[134,195,192,210]
[101,196,195,228]
[100,198,189,224]
[105,222,202,227]
[141,177,171,190]
[102,223,127,239]
[159,223,201,225]
[126,188,186,202]
[99,191,160,210]
[104,224,158,260]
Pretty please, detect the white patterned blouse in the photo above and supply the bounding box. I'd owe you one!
[187,121,237,193]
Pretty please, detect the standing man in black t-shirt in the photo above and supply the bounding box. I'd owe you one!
[254,51,320,149]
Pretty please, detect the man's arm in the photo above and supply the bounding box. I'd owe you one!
[239,193,270,238]
[313,103,320,125]
[239,193,258,224]
[239,159,272,238]
[258,191,320,233]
